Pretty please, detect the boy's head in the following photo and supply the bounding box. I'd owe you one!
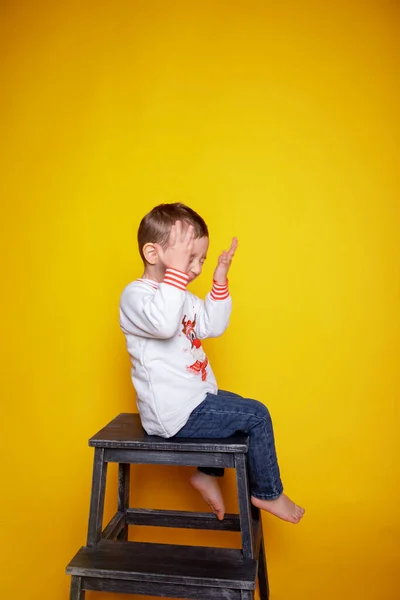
[138,203,209,281]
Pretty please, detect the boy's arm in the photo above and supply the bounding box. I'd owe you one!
[193,281,232,339]
[195,237,238,339]
[120,269,190,339]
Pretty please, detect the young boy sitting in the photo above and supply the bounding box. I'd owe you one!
[120,203,305,524]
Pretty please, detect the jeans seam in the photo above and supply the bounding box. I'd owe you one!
[192,408,268,429]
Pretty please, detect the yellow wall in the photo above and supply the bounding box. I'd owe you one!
[1,1,399,599]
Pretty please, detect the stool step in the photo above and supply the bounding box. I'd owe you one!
[66,539,257,591]
[125,508,241,531]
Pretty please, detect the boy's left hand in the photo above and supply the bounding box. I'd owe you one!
[213,237,238,284]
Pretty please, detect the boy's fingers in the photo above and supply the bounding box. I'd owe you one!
[218,238,238,262]
[227,237,238,260]
[229,237,238,252]
[184,224,195,245]
[187,228,195,253]
[174,220,182,242]
[169,224,177,247]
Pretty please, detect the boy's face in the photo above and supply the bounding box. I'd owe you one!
[143,229,209,283]
[154,235,209,282]
[187,236,209,282]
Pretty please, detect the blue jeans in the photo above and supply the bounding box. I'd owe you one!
[174,390,283,500]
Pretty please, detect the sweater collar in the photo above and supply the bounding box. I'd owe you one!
[137,278,159,290]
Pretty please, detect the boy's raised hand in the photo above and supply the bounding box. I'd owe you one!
[155,221,194,273]
[213,237,238,284]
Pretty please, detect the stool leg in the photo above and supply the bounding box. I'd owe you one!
[117,463,130,540]
[258,519,270,600]
[70,576,85,599]
[235,453,254,559]
[87,448,108,546]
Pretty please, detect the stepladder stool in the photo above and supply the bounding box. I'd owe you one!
[66,413,269,600]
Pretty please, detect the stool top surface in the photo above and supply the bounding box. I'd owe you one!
[89,413,249,453]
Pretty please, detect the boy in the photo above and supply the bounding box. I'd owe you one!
[120,203,305,524]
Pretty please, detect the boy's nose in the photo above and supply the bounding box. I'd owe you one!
[191,263,202,275]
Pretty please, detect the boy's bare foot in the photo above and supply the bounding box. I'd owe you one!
[251,493,305,524]
[190,471,225,521]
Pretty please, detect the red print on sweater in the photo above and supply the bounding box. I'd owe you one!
[181,315,208,382]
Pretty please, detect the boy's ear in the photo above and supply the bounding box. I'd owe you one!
[142,243,158,265]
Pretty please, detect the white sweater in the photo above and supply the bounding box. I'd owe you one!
[119,268,232,437]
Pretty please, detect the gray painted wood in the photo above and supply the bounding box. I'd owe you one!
[257,518,270,600]
[82,577,241,599]
[104,448,234,468]
[234,453,254,559]
[249,504,269,598]
[70,576,85,600]
[89,413,249,453]
[252,518,260,559]
[67,539,257,590]
[102,512,125,540]
[86,448,107,546]
[117,463,130,540]
[126,508,241,531]
[250,504,261,558]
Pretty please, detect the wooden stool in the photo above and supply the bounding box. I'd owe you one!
[66,413,269,599]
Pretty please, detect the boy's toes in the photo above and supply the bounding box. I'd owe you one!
[207,501,225,521]
[214,506,225,521]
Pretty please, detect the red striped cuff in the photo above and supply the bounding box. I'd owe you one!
[163,268,189,291]
[210,280,230,301]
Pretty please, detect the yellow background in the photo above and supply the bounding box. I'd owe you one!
[1,1,399,599]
